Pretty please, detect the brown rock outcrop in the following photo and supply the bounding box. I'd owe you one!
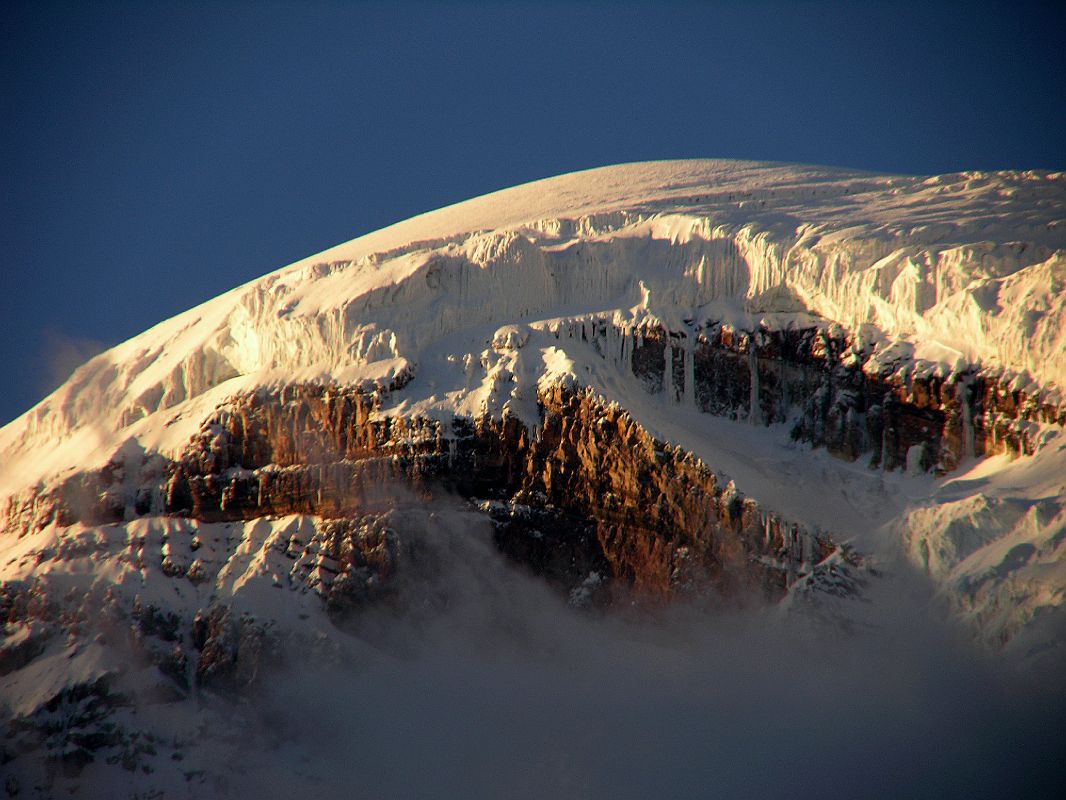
[557,318,1063,472]
[155,382,846,604]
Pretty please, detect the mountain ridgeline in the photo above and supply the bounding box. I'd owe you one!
[2,161,1064,791]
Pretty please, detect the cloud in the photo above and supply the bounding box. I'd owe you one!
[220,506,1066,800]
[6,496,1062,798]
[39,327,109,394]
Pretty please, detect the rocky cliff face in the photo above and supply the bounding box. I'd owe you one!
[2,373,871,778]
[6,378,857,610]
[5,314,1059,776]
[562,317,1063,472]
[7,304,1060,623]
[4,161,1065,792]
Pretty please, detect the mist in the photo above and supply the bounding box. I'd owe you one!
[39,327,108,399]
[200,506,1064,800]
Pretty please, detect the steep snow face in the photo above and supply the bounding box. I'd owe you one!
[1,159,1065,656]
[6,159,1066,797]
[2,160,1063,497]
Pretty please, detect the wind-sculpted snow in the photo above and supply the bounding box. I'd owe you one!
[2,160,1064,496]
[2,162,1066,794]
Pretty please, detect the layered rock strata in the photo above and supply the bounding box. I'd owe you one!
[550,317,1063,472]
[4,382,856,606]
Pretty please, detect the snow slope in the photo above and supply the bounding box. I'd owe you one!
[2,160,1064,495]
[1,159,1065,652]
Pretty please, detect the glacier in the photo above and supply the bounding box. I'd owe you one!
[1,159,1065,796]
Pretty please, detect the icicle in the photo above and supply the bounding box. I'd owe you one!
[881,407,890,471]
[663,335,673,401]
[878,392,895,469]
[787,527,797,582]
[748,344,761,425]
[685,330,696,408]
[958,379,975,460]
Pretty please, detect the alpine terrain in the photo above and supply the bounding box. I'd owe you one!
[2,160,1065,797]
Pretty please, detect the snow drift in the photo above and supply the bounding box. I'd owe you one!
[2,159,1065,796]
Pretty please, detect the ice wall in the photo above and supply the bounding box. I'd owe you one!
[1,162,1063,497]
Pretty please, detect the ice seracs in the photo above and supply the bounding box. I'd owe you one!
[2,160,1064,497]
[3,158,1065,793]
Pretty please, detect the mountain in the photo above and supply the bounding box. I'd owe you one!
[2,160,1065,797]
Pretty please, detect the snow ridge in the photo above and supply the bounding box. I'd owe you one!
[2,160,1064,498]
[1,159,1065,657]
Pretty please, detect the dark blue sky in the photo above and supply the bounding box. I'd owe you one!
[3,0,1064,425]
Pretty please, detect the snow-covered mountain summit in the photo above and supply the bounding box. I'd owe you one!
[2,160,1065,793]
[2,160,1064,496]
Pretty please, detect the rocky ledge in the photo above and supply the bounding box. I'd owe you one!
[559,316,1063,472]
[6,382,858,607]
